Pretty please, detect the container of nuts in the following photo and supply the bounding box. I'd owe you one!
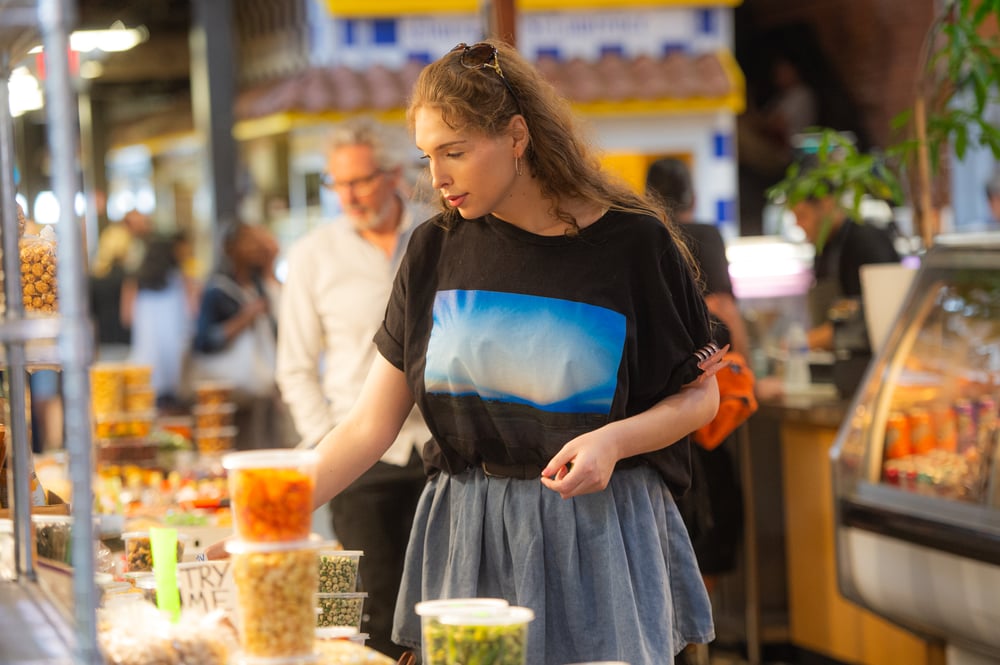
[122,531,190,573]
[226,537,322,659]
[317,548,362,594]
[19,226,57,314]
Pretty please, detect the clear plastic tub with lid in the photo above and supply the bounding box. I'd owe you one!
[226,537,322,658]
[223,449,318,542]
[414,598,510,665]
[317,547,363,593]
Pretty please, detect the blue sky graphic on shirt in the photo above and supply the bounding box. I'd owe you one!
[424,290,626,414]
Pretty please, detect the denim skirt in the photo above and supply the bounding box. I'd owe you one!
[391,464,715,665]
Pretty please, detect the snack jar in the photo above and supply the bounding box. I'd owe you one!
[414,598,510,665]
[317,547,363,593]
[315,591,367,629]
[226,537,322,659]
[121,531,190,573]
[433,606,535,665]
[223,449,318,542]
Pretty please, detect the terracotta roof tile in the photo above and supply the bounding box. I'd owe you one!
[235,51,737,120]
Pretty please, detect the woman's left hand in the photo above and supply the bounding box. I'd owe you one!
[540,428,621,499]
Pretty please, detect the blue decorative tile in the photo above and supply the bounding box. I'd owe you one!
[697,9,716,35]
[716,198,736,223]
[343,19,357,46]
[373,19,397,45]
[600,44,625,57]
[408,51,433,65]
[536,47,561,60]
[662,42,687,56]
[713,132,733,158]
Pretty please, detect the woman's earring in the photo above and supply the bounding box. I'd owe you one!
[515,155,523,177]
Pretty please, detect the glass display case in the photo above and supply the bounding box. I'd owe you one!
[832,233,1000,663]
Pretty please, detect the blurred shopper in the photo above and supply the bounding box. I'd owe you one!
[122,232,199,411]
[89,223,134,361]
[646,157,746,598]
[191,221,291,450]
[985,170,1000,229]
[275,117,431,659]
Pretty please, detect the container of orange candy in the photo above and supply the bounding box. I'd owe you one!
[222,449,318,542]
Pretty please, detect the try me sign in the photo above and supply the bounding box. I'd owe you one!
[176,561,234,613]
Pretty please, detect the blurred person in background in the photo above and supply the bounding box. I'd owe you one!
[791,188,900,351]
[122,232,200,412]
[89,223,133,361]
[985,171,1000,229]
[276,116,431,659]
[646,157,746,600]
[192,221,292,450]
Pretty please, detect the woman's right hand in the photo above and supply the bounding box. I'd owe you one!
[204,537,231,560]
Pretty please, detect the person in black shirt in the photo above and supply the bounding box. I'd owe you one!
[790,192,900,351]
[646,157,746,595]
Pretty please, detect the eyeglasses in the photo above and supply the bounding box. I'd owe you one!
[451,42,521,110]
[320,169,384,196]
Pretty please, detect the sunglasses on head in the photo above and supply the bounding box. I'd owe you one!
[451,42,521,110]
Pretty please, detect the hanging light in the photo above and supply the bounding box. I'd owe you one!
[8,66,44,117]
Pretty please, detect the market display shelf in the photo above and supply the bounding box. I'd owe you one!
[0,578,76,664]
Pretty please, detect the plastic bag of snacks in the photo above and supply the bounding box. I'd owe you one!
[97,601,237,665]
[20,224,57,314]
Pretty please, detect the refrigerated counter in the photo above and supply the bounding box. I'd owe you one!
[832,233,1000,664]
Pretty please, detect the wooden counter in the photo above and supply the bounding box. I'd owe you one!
[762,390,946,665]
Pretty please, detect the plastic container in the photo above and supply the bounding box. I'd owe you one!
[93,411,155,439]
[121,531,189,572]
[194,426,238,454]
[223,449,318,542]
[32,514,72,563]
[317,548,362,593]
[123,387,156,413]
[314,626,368,646]
[192,402,237,429]
[226,537,322,658]
[315,591,367,628]
[415,598,510,665]
[90,364,125,416]
[194,381,235,407]
[0,519,13,580]
[433,606,535,665]
[121,363,153,389]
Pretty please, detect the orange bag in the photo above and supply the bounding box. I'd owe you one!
[693,351,758,450]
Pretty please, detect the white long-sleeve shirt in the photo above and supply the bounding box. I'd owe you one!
[276,206,432,465]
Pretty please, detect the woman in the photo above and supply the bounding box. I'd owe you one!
[190,221,287,450]
[121,232,199,410]
[213,41,724,663]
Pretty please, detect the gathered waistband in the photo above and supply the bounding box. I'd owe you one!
[475,457,646,480]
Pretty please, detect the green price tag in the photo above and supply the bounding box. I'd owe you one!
[150,527,181,622]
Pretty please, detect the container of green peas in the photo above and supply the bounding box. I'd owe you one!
[427,605,534,665]
[316,548,362,593]
[415,598,510,665]
[315,591,367,628]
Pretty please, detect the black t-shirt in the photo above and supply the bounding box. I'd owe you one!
[678,222,733,297]
[374,209,713,497]
[815,220,900,297]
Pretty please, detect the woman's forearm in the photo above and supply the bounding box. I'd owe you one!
[312,354,416,508]
[607,375,719,459]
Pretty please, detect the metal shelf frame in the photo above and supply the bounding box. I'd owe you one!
[1,0,101,663]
